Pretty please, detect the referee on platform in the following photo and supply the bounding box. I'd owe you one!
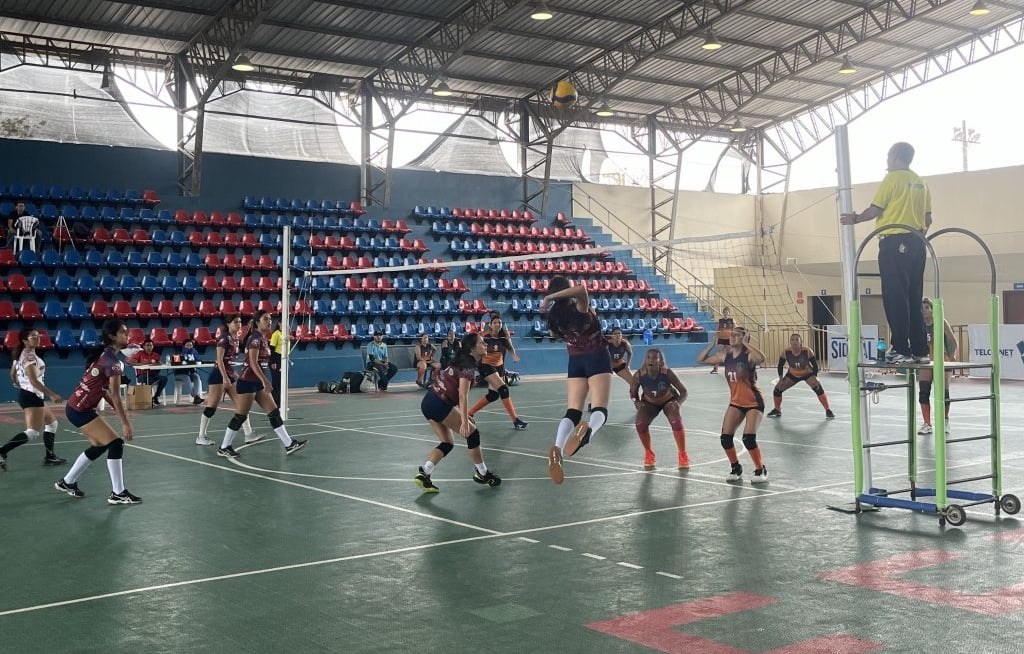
[841,141,932,365]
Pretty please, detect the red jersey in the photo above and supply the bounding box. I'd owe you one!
[68,347,124,411]
[216,332,241,382]
[128,350,161,366]
[240,331,270,381]
[430,359,477,406]
[563,310,606,356]
[724,348,763,409]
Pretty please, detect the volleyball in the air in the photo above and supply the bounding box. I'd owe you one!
[551,79,578,109]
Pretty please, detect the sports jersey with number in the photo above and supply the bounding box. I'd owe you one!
[431,360,477,405]
[781,347,816,378]
[216,332,241,382]
[239,331,270,382]
[68,347,123,411]
[724,348,763,409]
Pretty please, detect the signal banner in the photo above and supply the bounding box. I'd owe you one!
[827,325,879,370]
[967,324,1024,380]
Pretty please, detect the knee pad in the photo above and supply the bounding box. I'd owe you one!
[720,434,734,450]
[85,444,109,460]
[436,442,454,457]
[590,406,608,421]
[668,418,684,432]
[23,428,40,441]
[268,408,284,429]
[564,409,583,425]
[228,413,247,430]
[45,421,58,435]
[773,387,783,397]
[107,438,125,460]
[203,406,217,418]
[485,389,500,402]
[635,421,650,435]
[742,433,758,451]
[918,380,932,405]
[497,384,510,399]
[466,430,481,449]
[811,385,825,396]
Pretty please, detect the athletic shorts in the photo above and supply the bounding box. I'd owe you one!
[478,363,505,379]
[235,379,264,394]
[612,362,629,374]
[65,405,99,428]
[17,389,45,408]
[208,369,225,386]
[784,372,813,384]
[729,403,764,416]
[421,391,454,423]
[568,348,613,379]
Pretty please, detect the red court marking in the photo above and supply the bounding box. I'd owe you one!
[0,414,23,424]
[819,550,1024,616]
[992,528,1024,544]
[586,592,883,654]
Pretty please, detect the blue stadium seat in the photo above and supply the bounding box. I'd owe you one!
[165,252,183,269]
[137,208,155,223]
[261,214,278,229]
[141,275,161,294]
[368,299,383,316]
[60,249,81,269]
[396,299,411,316]
[105,251,126,269]
[40,204,58,220]
[67,186,85,202]
[259,234,278,249]
[59,204,78,220]
[118,208,135,221]
[125,251,145,269]
[291,233,309,249]
[43,300,65,321]
[413,205,427,217]
[184,253,204,269]
[432,321,446,337]
[76,274,97,294]
[53,274,75,295]
[532,320,549,337]
[82,250,103,270]
[393,277,409,293]
[144,252,163,269]
[30,273,52,293]
[48,185,67,202]
[291,255,310,271]
[79,328,100,349]
[106,188,125,204]
[68,300,90,321]
[119,275,141,293]
[244,213,261,228]
[307,215,324,230]
[323,216,340,230]
[150,229,169,246]
[54,328,77,351]
[181,277,201,294]
[622,298,635,311]
[313,300,333,317]
[169,230,188,247]
[243,196,260,210]
[292,214,308,230]
[125,189,143,206]
[100,207,117,221]
[79,205,99,221]
[156,209,173,223]
[16,249,38,267]
[7,182,27,199]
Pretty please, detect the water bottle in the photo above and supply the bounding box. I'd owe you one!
[642,328,653,345]
[875,338,887,361]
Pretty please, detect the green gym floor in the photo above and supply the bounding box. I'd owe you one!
[2,369,1024,653]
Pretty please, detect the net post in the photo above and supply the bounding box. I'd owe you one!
[281,224,290,421]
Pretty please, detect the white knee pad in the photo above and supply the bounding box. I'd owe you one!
[45,421,58,434]
[24,428,40,441]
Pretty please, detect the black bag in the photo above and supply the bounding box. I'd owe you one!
[340,371,366,393]
[317,380,341,394]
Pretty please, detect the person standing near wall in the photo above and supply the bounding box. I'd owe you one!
[840,142,932,365]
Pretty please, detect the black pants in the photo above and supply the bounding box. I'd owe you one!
[137,371,167,399]
[269,353,282,406]
[370,361,398,389]
[878,234,928,357]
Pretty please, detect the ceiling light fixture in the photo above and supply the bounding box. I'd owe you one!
[530,2,554,20]
[595,102,614,117]
[729,120,747,133]
[969,1,990,16]
[432,80,454,97]
[701,31,723,51]
[838,55,856,74]
[231,54,255,72]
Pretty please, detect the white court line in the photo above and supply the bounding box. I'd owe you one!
[616,562,643,570]
[549,545,572,552]
[581,553,606,560]
[128,444,501,535]
[656,571,682,579]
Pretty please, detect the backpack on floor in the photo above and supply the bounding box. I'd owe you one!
[340,371,367,393]
[317,380,341,394]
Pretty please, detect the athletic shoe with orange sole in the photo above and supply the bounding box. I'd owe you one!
[677,451,690,469]
[547,445,564,484]
[642,450,656,470]
[563,421,591,457]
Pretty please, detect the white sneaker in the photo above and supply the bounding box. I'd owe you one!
[944,421,950,434]
[917,424,933,435]
[195,435,215,446]
[244,433,265,444]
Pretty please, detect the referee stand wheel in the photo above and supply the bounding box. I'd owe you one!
[1000,494,1021,515]
[943,505,967,527]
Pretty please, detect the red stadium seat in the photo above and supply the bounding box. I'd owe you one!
[157,300,178,319]
[177,300,201,319]
[210,211,227,227]
[224,232,241,248]
[201,276,219,293]
[91,300,113,319]
[193,326,216,346]
[192,210,209,225]
[36,330,54,351]
[237,300,256,318]
[222,254,241,270]
[218,300,238,316]
[314,324,333,342]
[18,301,43,320]
[207,231,224,248]
[135,300,159,319]
[294,325,315,342]
[171,327,190,346]
[198,300,218,318]
[257,254,275,270]
[203,253,222,269]
[92,227,112,245]
[332,324,354,342]
[149,328,172,347]
[112,300,135,319]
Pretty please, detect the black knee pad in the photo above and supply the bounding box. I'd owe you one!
[720,434,734,450]
[485,389,500,402]
[944,389,950,403]
[228,413,247,430]
[812,385,825,396]
[918,380,932,405]
[436,442,454,457]
[203,406,217,418]
[466,430,481,449]
[107,438,125,460]
[497,384,510,399]
[85,444,109,460]
[742,433,758,451]
[773,387,783,397]
[268,408,284,429]
[590,406,608,421]
[564,409,583,425]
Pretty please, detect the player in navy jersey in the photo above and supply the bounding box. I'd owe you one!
[415,333,501,492]
[1,327,66,470]
[697,325,770,483]
[54,319,142,504]
[196,315,260,446]
[630,348,689,470]
[217,311,306,458]
[606,327,634,386]
[540,276,613,484]
[766,333,834,419]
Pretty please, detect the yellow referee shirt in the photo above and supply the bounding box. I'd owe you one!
[269,329,284,355]
[871,169,931,236]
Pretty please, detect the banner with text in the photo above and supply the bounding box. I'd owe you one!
[967,324,1024,380]
[827,325,879,370]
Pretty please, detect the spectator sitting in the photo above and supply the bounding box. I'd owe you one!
[8,202,40,253]
[366,331,398,391]
[127,338,168,406]
[173,338,204,405]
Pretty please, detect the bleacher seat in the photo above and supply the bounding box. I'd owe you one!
[112,300,135,319]
[53,273,75,295]
[19,301,44,320]
[127,328,145,346]
[135,300,159,319]
[178,300,201,319]
[54,328,77,352]
[30,273,53,294]
[90,300,113,319]
[79,328,100,349]
[150,328,173,348]
[67,300,90,321]
[42,300,65,321]
[193,327,216,346]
